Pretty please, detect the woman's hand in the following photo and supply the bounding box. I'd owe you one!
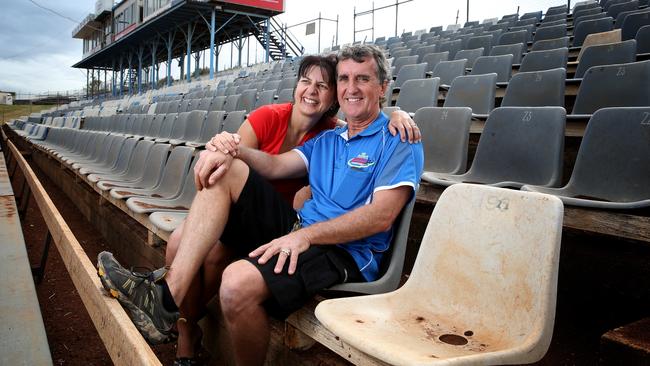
[206,132,241,156]
[388,110,421,143]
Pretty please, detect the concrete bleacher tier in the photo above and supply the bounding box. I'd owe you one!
[4,1,650,363]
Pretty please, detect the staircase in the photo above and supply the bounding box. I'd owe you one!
[252,17,304,60]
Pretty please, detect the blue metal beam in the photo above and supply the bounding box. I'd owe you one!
[137,47,143,95]
[209,7,215,80]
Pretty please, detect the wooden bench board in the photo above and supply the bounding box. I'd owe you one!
[0,194,52,365]
[7,140,162,366]
[0,153,13,196]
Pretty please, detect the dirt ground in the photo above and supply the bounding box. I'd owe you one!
[12,159,176,365]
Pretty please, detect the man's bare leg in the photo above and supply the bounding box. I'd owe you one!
[220,260,272,366]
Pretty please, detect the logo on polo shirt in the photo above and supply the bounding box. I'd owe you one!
[348,153,375,169]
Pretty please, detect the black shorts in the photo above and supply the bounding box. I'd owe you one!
[220,168,363,319]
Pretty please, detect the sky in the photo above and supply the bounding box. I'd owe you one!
[0,0,564,97]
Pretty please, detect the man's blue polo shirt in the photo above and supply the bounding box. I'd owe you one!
[294,112,424,281]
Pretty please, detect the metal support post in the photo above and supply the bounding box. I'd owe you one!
[395,0,399,37]
[119,58,124,96]
[137,46,144,94]
[238,29,243,67]
[318,12,321,53]
[265,17,270,63]
[186,23,194,83]
[86,69,89,98]
[210,7,216,79]
[166,32,174,87]
[151,40,158,90]
[127,53,133,95]
[18,181,31,220]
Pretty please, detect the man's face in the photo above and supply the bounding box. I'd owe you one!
[336,57,387,123]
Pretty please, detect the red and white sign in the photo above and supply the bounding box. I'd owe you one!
[220,0,284,12]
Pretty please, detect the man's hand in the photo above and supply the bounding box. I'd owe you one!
[193,149,234,190]
[388,110,421,143]
[249,230,312,275]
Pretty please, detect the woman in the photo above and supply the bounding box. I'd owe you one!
[167,54,419,365]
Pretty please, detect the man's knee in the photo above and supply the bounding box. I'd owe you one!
[220,260,268,319]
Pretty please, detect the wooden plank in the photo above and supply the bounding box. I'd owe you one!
[7,140,162,366]
[416,182,650,244]
[600,317,650,365]
[0,153,13,196]
[0,195,52,366]
[286,298,389,366]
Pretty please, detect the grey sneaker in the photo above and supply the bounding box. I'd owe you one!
[97,251,179,344]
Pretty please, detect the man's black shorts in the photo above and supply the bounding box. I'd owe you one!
[219,168,363,319]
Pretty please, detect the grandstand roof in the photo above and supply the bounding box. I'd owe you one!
[73,0,283,70]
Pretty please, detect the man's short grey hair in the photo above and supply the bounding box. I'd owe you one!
[338,44,392,85]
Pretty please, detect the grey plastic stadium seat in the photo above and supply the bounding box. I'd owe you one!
[637,25,650,53]
[210,96,226,111]
[502,68,566,107]
[170,110,208,146]
[422,107,566,188]
[498,30,529,45]
[255,90,276,108]
[470,54,513,82]
[78,136,137,176]
[572,60,650,116]
[454,48,484,67]
[490,43,525,63]
[395,78,440,114]
[443,73,497,116]
[534,24,568,43]
[327,199,414,294]
[538,19,567,29]
[620,9,650,40]
[466,35,493,55]
[523,107,650,208]
[185,111,226,148]
[146,114,166,139]
[276,88,294,104]
[109,145,194,200]
[544,13,568,23]
[221,111,247,133]
[154,113,179,142]
[439,39,462,59]
[393,55,419,75]
[149,211,188,232]
[519,47,568,72]
[64,133,113,165]
[393,63,427,88]
[72,136,127,174]
[422,51,449,74]
[223,94,241,112]
[238,89,258,113]
[415,107,472,175]
[573,17,615,47]
[575,12,609,31]
[431,59,467,86]
[277,77,296,93]
[96,143,170,192]
[509,25,535,43]
[126,155,199,214]
[607,0,639,20]
[195,97,213,111]
[515,17,538,27]
[531,36,570,51]
[87,139,153,183]
[575,39,637,78]
[413,45,438,63]
[390,49,411,59]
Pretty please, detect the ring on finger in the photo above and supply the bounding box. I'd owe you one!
[280,248,291,256]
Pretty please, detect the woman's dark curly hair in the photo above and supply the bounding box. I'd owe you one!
[293,53,340,118]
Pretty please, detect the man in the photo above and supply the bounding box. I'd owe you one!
[97,44,423,365]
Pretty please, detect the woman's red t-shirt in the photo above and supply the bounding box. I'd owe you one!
[247,103,337,204]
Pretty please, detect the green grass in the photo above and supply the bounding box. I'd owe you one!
[0,104,54,124]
